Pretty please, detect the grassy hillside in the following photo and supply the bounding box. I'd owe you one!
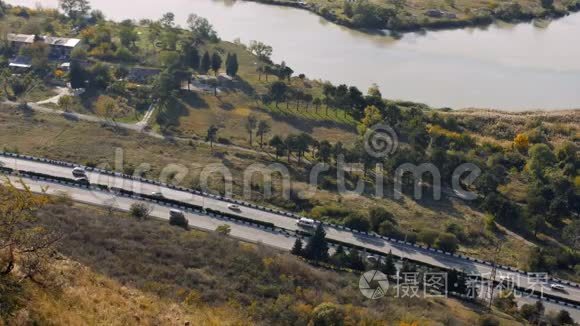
[253,0,580,31]
[1,200,522,325]
[0,1,578,286]
[0,107,534,270]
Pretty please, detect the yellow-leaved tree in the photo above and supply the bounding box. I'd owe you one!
[513,133,529,152]
[357,105,383,136]
[0,179,60,282]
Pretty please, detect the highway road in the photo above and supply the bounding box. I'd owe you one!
[2,155,580,312]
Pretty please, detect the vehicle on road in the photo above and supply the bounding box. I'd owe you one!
[169,209,188,228]
[227,204,241,212]
[74,176,90,185]
[170,209,185,219]
[550,283,566,292]
[72,167,86,177]
[297,218,316,228]
[151,192,164,198]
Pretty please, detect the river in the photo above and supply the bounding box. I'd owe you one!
[7,0,580,110]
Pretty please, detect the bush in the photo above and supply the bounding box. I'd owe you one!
[435,233,459,253]
[418,230,439,247]
[215,224,231,235]
[310,302,345,326]
[130,202,151,220]
[378,220,403,239]
[343,214,370,232]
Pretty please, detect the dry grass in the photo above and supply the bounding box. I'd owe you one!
[161,90,358,147]
[4,201,523,326]
[12,260,247,326]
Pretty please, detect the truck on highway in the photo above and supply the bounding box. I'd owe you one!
[169,209,188,229]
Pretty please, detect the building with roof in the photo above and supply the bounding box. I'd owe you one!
[7,33,81,59]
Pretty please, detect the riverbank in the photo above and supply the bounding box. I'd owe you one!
[246,0,580,33]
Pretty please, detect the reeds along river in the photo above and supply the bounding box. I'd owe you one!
[8,0,580,110]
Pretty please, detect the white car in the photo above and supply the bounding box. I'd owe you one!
[550,283,566,291]
[297,218,316,228]
[72,167,86,177]
[151,192,164,198]
[227,204,241,212]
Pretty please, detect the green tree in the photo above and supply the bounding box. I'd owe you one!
[269,81,287,108]
[318,140,332,163]
[256,120,271,148]
[294,133,312,162]
[346,249,365,270]
[303,223,329,261]
[368,207,394,232]
[527,143,556,178]
[291,238,303,256]
[211,52,222,76]
[248,40,273,61]
[187,13,218,42]
[159,12,175,28]
[119,20,138,48]
[206,125,219,148]
[69,60,86,89]
[200,51,211,74]
[381,250,397,276]
[246,114,257,146]
[225,53,239,77]
[184,47,200,71]
[269,135,285,159]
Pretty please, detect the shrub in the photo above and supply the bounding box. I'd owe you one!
[435,233,459,253]
[418,230,439,247]
[215,224,231,235]
[130,202,151,220]
[343,214,370,232]
[310,302,345,326]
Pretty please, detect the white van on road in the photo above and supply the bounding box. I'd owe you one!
[297,218,316,229]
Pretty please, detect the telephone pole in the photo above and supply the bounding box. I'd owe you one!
[487,240,504,310]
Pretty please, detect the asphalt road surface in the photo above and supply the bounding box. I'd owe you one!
[2,155,580,318]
